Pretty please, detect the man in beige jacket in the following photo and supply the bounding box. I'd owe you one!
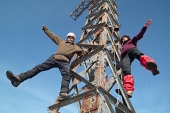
[6,26,90,101]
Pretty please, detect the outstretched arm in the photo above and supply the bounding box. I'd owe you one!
[42,25,63,45]
[132,19,152,43]
[76,48,92,58]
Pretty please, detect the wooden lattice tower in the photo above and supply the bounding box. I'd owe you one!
[48,0,136,113]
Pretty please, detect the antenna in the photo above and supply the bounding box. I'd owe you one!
[48,0,136,113]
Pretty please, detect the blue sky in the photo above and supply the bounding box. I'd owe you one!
[0,0,170,113]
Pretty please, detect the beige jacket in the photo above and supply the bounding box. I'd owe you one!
[44,29,87,63]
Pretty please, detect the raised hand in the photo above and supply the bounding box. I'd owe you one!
[42,25,48,31]
[144,19,152,27]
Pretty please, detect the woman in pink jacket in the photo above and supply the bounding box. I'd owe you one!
[117,19,159,98]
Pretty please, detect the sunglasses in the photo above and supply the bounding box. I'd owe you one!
[67,36,74,39]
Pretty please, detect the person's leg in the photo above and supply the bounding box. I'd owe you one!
[129,48,159,75]
[128,48,144,61]
[58,61,71,93]
[121,52,135,98]
[122,55,132,76]
[19,56,58,80]
[140,55,159,75]
[6,56,58,87]
[57,61,72,101]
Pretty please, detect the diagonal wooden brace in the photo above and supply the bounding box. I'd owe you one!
[97,87,134,113]
[70,45,104,69]
[48,87,98,111]
[70,70,95,88]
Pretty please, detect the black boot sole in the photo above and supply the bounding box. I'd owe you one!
[152,69,160,76]
[57,96,71,102]
[146,62,160,75]
[6,70,20,87]
[6,70,15,82]
[115,89,132,98]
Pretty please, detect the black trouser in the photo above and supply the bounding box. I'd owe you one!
[19,55,71,93]
[122,48,144,75]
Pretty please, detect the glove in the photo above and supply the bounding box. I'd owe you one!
[42,25,48,31]
[88,48,92,52]
[81,51,88,57]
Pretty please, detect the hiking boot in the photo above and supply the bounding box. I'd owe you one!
[115,89,132,98]
[140,55,160,75]
[152,68,160,75]
[146,62,160,75]
[6,70,22,87]
[57,93,72,102]
[126,90,133,98]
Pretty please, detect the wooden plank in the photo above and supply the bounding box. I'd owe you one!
[70,45,104,69]
[48,88,98,111]
[97,87,134,113]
